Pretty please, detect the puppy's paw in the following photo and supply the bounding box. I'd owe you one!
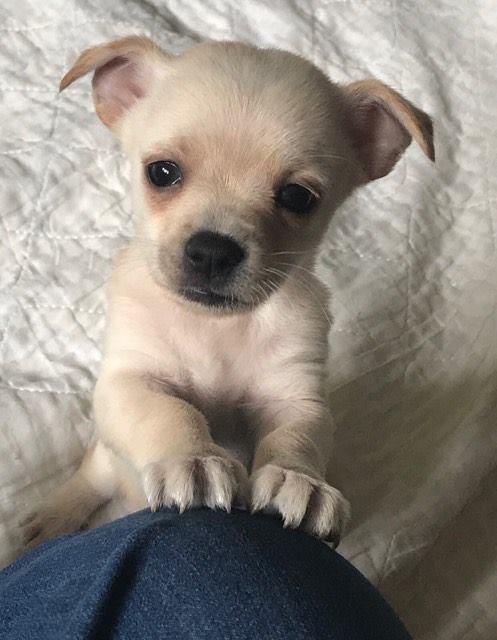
[142,451,248,513]
[251,464,350,544]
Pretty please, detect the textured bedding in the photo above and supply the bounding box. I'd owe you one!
[1,1,496,638]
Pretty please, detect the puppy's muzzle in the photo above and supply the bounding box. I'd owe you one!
[181,231,246,307]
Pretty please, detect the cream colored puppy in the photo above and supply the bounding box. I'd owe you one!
[21,37,433,549]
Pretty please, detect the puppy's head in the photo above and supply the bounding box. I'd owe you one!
[61,37,434,313]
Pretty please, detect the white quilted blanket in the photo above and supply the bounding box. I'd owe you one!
[1,1,496,638]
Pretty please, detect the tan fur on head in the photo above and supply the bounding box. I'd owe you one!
[20,38,434,551]
[59,38,433,314]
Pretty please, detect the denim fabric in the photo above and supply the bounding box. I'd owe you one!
[0,508,411,639]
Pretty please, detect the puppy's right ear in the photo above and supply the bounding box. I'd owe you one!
[59,36,170,132]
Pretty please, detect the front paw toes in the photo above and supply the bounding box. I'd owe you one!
[251,464,350,542]
[142,454,248,513]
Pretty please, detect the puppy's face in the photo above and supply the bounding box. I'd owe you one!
[61,38,434,313]
[125,43,357,312]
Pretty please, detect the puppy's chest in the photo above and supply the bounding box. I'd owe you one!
[170,330,256,405]
[160,333,262,465]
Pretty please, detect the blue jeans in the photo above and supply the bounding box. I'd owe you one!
[0,509,411,639]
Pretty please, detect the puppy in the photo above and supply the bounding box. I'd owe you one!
[21,37,433,550]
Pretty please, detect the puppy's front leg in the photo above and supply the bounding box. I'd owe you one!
[94,370,247,512]
[251,400,350,543]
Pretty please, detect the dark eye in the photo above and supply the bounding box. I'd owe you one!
[276,183,317,214]
[147,161,182,188]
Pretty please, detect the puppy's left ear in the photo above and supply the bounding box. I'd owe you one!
[59,36,171,132]
[343,79,435,182]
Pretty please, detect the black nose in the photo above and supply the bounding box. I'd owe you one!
[184,231,246,279]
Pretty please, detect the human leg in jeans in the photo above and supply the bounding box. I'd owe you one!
[0,508,411,640]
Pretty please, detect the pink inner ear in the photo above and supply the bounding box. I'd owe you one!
[93,55,146,120]
[350,99,412,181]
